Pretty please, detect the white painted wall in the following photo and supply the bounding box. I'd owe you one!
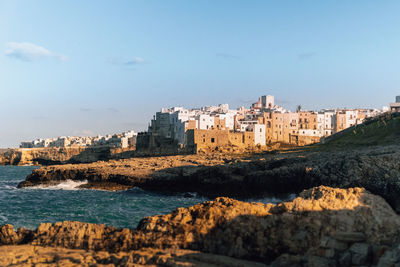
[253,124,266,146]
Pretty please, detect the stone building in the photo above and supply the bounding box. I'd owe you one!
[335,111,347,133]
[185,128,263,153]
[390,96,400,112]
[137,94,387,153]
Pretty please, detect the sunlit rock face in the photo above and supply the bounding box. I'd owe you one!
[136,186,400,261]
[2,186,400,266]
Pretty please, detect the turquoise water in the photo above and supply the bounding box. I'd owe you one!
[0,165,209,230]
[0,166,289,230]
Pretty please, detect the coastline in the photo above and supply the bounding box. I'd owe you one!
[2,186,400,266]
[0,146,136,166]
[17,144,400,212]
[8,119,400,265]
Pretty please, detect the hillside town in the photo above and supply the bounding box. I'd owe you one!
[20,131,137,149]
[137,94,388,153]
[20,94,390,152]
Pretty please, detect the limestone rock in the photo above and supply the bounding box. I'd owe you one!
[333,231,366,243]
[377,247,400,267]
[17,144,400,214]
[320,236,348,251]
[134,186,400,261]
[32,221,136,252]
[2,186,400,265]
[0,245,267,267]
[349,243,371,265]
[0,225,20,245]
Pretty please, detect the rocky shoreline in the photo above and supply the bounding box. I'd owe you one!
[18,144,400,212]
[2,186,400,266]
[12,141,400,265]
[0,146,137,166]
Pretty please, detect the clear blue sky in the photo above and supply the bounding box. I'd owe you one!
[1,0,400,147]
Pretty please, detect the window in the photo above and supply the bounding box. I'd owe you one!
[211,138,215,143]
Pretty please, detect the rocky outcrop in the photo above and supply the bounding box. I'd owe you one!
[0,156,8,165]
[0,146,136,166]
[17,154,237,191]
[0,245,267,267]
[18,145,400,212]
[135,186,400,263]
[2,147,87,165]
[2,186,400,266]
[0,149,10,165]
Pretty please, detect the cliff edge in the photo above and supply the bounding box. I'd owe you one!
[2,186,400,266]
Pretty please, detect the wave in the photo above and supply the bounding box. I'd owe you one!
[0,214,8,224]
[29,180,88,191]
[0,184,17,190]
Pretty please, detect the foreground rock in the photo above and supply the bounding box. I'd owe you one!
[0,245,265,267]
[2,186,400,266]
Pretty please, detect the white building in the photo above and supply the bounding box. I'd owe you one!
[317,113,325,136]
[298,129,323,137]
[261,95,274,109]
[251,124,266,146]
[345,110,358,128]
[197,114,214,130]
[217,113,235,130]
[322,110,335,136]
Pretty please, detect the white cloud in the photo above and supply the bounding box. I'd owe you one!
[5,42,68,61]
[108,56,145,66]
[124,57,145,65]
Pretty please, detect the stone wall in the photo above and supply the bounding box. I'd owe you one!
[186,129,260,153]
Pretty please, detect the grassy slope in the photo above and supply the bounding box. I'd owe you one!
[312,113,400,150]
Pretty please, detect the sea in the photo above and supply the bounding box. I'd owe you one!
[0,165,290,230]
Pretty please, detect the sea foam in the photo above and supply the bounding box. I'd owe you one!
[30,180,88,190]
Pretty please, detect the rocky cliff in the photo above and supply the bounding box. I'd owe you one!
[4,147,87,165]
[18,144,400,213]
[0,146,136,166]
[2,186,400,266]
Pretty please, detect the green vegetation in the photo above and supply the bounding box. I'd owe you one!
[313,113,400,150]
